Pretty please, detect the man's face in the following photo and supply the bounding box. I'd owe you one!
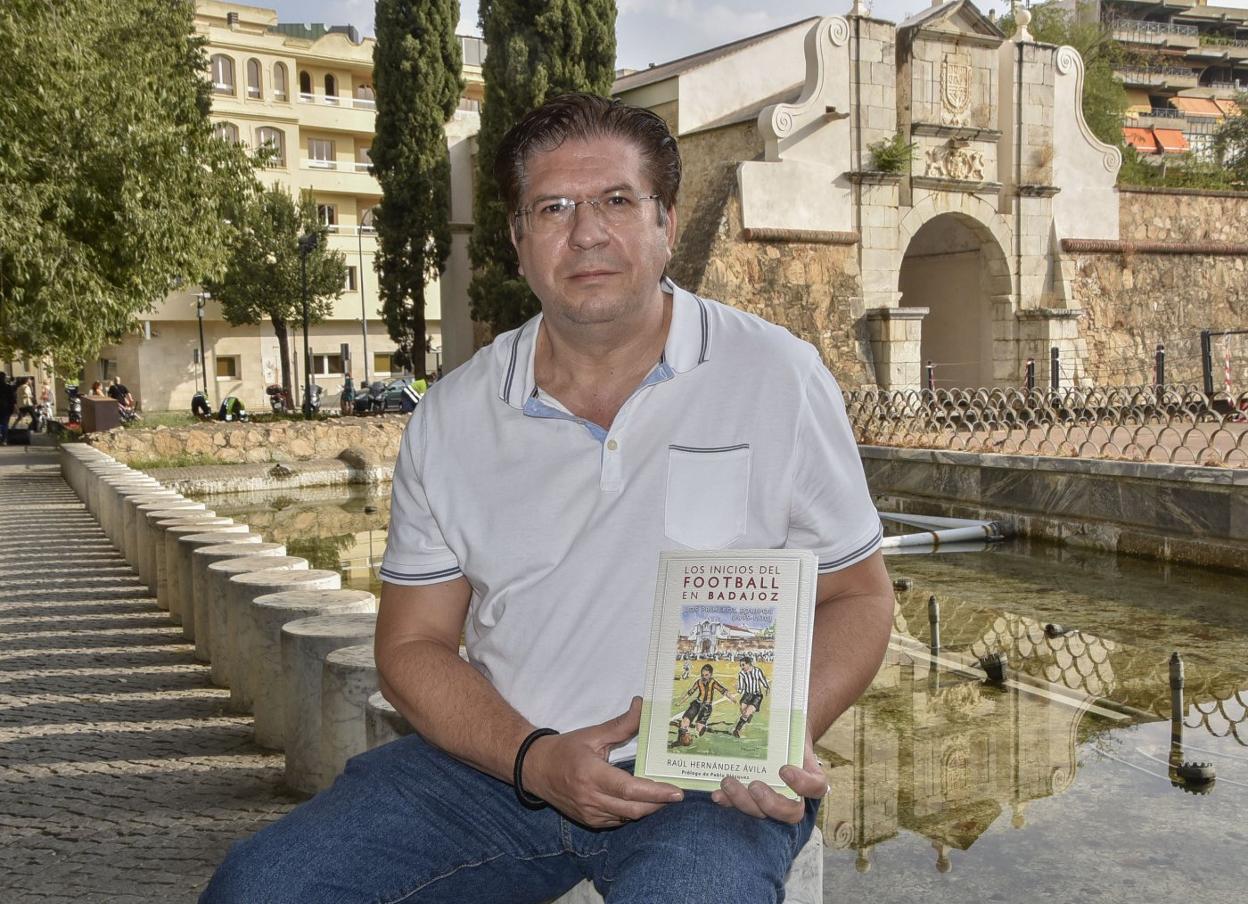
[510,135,676,330]
[701,667,713,679]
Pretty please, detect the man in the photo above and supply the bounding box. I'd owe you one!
[0,373,13,444]
[676,664,736,746]
[203,93,892,903]
[732,655,770,738]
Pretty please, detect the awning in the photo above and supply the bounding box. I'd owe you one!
[1169,96,1223,117]
[1214,97,1241,117]
[1123,127,1160,153]
[1154,128,1190,153]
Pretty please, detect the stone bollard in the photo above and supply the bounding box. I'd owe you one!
[84,464,133,519]
[249,590,378,750]
[60,446,111,501]
[206,556,309,688]
[138,504,209,593]
[101,478,163,550]
[193,543,288,665]
[65,451,120,511]
[551,829,824,904]
[159,518,236,621]
[365,691,414,750]
[175,530,264,643]
[121,492,183,568]
[281,613,377,795]
[228,569,343,715]
[320,644,379,787]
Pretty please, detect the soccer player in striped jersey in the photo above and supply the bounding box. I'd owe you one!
[733,655,770,738]
[676,664,737,745]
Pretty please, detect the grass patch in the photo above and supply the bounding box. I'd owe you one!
[129,453,238,470]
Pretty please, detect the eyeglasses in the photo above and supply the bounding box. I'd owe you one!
[514,189,662,235]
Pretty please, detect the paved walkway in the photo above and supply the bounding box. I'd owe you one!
[0,437,295,902]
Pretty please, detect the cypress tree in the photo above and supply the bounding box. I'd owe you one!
[371,0,464,375]
[468,0,617,335]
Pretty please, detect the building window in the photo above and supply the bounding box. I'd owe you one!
[313,353,344,375]
[246,58,262,98]
[324,73,338,104]
[353,84,376,109]
[299,70,312,99]
[360,206,376,233]
[355,146,372,173]
[213,121,240,144]
[373,353,394,375]
[210,55,235,95]
[216,356,240,379]
[316,203,338,231]
[273,63,289,101]
[308,138,336,169]
[256,127,285,166]
[346,267,357,291]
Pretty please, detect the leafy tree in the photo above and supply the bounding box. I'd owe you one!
[372,0,464,376]
[468,0,618,335]
[1213,93,1248,186]
[0,0,258,370]
[999,1,1127,148]
[204,188,348,404]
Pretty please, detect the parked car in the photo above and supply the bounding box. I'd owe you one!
[378,377,412,412]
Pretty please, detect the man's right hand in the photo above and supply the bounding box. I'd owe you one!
[522,697,684,828]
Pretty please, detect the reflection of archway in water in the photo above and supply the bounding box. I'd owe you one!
[899,213,1009,389]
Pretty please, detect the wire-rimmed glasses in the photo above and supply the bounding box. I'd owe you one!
[514,189,662,235]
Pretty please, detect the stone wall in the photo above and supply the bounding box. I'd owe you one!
[85,415,409,465]
[1068,188,1248,386]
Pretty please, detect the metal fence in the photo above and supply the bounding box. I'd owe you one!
[845,385,1248,466]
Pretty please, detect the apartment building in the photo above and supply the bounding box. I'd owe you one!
[1100,0,1245,159]
[100,1,483,412]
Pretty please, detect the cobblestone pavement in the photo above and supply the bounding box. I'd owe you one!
[0,439,297,902]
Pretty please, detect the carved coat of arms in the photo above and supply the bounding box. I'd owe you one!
[942,54,972,123]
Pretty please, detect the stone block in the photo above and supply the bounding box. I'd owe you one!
[230,568,343,714]
[282,614,379,794]
[162,519,237,625]
[320,644,379,785]
[194,543,288,666]
[138,503,207,591]
[207,555,309,688]
[154,515,231,615]
[251,589,378,749]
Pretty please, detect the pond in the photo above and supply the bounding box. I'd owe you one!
[202,487,1248,903]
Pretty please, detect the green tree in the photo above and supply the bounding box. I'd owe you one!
[1213,93,1248,186]
[372,0,464,376]
[204,188,348,404]
[1000,1,1127,147]
[0,0,258,370]
[468,0,618,335]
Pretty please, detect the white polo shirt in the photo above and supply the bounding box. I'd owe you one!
[381,280,881,762]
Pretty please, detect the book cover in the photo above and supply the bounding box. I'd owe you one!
[634,549,818,798]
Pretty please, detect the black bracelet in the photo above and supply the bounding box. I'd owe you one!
[513,727,559,810]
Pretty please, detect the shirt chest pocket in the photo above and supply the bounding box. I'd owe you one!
[664,444,751,549]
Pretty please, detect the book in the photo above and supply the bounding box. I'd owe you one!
[633,549,818,798]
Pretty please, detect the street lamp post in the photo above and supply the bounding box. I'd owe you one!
[357,223,370,385]
[298,232,319,419]
[194,292,209,396]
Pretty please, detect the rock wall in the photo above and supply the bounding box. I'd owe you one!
[86,415,409,465]
[1068,188,1248,386]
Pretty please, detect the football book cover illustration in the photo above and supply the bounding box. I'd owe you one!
[634,550,817,797]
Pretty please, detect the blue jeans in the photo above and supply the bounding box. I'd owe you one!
[202,733,817,903]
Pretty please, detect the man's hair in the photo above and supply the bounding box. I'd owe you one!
[739,655,752,664]
[700,664,713,675]
[495,92,681,229]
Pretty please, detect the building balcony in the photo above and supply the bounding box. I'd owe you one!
[1116,66,1201,89]
[299,160,380,195]
[295,93,376,134]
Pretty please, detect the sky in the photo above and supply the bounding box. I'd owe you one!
[263,0,1010,72]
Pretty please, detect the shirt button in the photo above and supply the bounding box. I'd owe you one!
[606,439,619,451]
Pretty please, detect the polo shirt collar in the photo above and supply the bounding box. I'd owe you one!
[497,277,712,410]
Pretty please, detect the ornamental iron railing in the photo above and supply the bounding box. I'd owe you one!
[845,386,1248,467]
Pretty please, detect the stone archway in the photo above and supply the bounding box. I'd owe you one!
[898,210,1012,389]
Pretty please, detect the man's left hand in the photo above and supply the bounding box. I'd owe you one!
[709,734,825,824]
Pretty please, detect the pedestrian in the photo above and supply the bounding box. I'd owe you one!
[202,92,892,903]
[0,373,13,444]
[13,377,35,427]
[340,372,356,416]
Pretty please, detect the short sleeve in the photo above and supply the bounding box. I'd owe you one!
[786,362,882,573]
[379,404,463,586]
